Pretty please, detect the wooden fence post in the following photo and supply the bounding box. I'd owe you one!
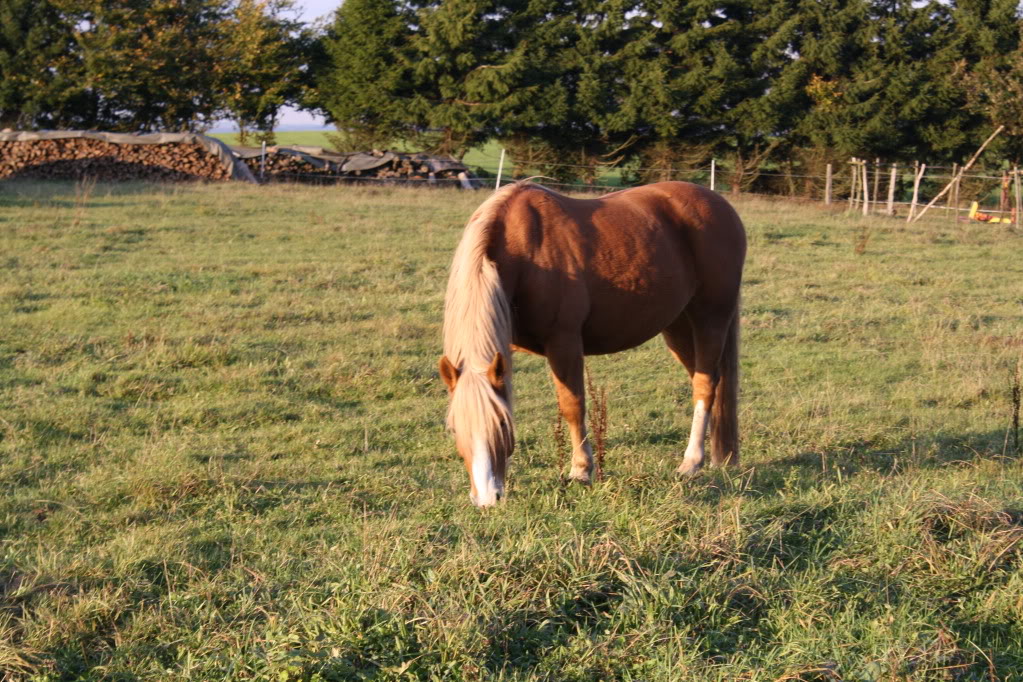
[947,163,957,221]
[825,163,832,205]
[862,159,870,216]
[495,148,506,189]
[1000,170,1010,214]
[907,162,926,223]
[849,158,858,211]
[949,166,957,219]
[872,158,881,212]
[1010,165,1018,231]
[953,168,960,220]
[710,159,716,191]
[887,163,897,216]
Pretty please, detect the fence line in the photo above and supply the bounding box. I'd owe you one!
[468,147,1007,178]
[471,158,1012,184]
[470,154,1022,217]
[268,169,1018,204]
[265,153,1021,223]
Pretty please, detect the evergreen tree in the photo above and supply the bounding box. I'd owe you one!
[960,30,1023,163]
[405,0,577,158]
[311,0,418,151]
[500,0,647,180]
[839,0,948,161]
[937,0,1022,161]
[687,0,798,190]
[773,0,871,162]
[0,0,83,129]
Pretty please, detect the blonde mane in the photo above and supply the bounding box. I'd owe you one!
[442,183,525,454]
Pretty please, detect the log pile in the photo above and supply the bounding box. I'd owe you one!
[0,132,251,183]
[347,154,434,181]
[238,146,473,185]
[0,138,231,181]
[240,152,324,179]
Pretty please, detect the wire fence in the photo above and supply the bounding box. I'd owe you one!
[264,149,1023,224]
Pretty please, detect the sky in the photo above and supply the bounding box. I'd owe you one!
[294,0,338,24]
[214,0,340,131]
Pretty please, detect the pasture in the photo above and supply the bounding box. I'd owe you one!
[1,180,1021,680]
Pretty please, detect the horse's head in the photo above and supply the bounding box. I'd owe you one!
[439,352,513,507]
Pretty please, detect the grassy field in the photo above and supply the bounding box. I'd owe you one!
[208,131,337,149]
[1,179,1021,680]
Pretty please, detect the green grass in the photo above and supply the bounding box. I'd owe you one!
[1,180,1022,680]
[208,131,338,149]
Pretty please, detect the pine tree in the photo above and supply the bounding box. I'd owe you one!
[936,0,1022,162]
[0,0,83,129]
[960,31,1023,163]
[404,0,577,158]
[768,0,954,178]
[311,0,418,152]
[500,0,647,180]
[773,0,866,163]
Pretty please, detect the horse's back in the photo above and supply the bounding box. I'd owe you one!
[494,182,745,355]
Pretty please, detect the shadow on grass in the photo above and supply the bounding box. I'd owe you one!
[769,428,1020,482]
[655,428,1021,513]
[482,581,625,674]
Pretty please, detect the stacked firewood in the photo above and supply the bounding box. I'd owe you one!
[0,138,232,181]
[362,157,433,180]
[241,147,470,184]
[241,153,327,179]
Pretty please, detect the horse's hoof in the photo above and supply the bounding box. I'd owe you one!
[675,459,703,478]
[567,469,593,485]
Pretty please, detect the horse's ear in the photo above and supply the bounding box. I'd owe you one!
[439,355,460,393]
[487,352,507,394]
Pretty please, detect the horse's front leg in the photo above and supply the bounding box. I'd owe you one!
[546,336,593,484]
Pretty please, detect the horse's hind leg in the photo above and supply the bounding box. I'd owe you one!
[662,316,706,475]
[662,314,696,379]
[545,335,593,483]
[663,305,737,476]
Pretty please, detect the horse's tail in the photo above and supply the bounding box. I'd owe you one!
[711,307,740,465]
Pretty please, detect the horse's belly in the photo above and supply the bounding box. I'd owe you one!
[580,276,693,354]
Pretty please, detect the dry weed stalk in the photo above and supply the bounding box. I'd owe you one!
[854,221,872,255]
[71,175,96,229]
[1010,357,1021,456]
[553,411,566,481]
[586,370,608,481]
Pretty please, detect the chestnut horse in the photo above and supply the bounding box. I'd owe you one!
[439,181,746,507]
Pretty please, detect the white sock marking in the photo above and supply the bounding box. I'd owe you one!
[683,400,709,464]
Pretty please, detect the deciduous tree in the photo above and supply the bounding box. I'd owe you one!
[218,0,312,145]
